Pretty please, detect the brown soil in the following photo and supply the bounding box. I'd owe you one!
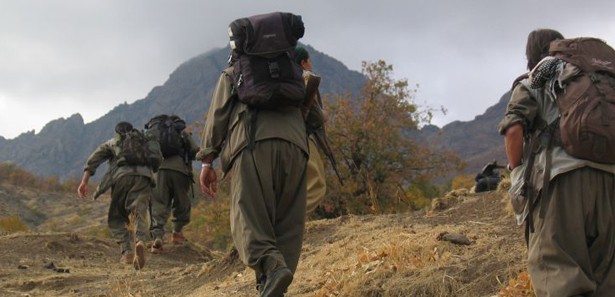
[0,189,527,297]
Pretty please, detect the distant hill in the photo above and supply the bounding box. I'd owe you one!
[425,91,510,177]
[0,45,365,180]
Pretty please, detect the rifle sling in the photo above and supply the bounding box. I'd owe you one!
[539,131,553,221]
[525,122,556,243]
[245,108,258,150]
[523,132,538,241]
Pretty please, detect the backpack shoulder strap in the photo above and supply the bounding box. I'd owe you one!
[512,73,530,90]
[222,67,234,77]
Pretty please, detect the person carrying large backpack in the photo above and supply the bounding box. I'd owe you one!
[197,12,308,297]
[77,121,162,270]
[498,29,615,296]
[146,114,200,253]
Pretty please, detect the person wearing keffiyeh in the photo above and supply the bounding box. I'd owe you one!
[497,29,615,297]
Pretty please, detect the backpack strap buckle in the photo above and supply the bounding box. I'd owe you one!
[268,61,280,79]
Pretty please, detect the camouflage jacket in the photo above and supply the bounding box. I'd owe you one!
[84,135,162,199]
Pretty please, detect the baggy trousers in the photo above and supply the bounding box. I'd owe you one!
[230,139,307,278]
[151,169,192,238]
[305,136,327,215]
[108,175,152,254]
[528,167,615,297]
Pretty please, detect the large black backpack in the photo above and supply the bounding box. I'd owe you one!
[228,12,306,109]
[116,128,151,166]
[145,114,186,158]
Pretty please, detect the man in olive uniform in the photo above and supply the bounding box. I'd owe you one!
[198,62,308,295]
[294,47,327,215]
[150,126,200,253]
[77,121,162,270]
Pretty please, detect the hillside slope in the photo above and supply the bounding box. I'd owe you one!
[0,187,527,297]
[422,91,510,178]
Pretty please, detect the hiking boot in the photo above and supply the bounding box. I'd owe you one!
[133,241,146,270]
[120,252,134,265]
[151,237,164,254]
[172,232,186,245]
[260,267,293,297]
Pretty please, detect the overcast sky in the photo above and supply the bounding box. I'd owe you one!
[1,0,614,139]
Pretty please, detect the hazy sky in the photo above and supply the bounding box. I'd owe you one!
[1,1,614,139]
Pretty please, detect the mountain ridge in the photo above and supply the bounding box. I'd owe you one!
[0,44,366,180]
[0,45,507,180]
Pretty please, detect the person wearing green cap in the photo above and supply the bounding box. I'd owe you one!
[294,46,327,216]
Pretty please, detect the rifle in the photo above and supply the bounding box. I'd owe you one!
[312,127,344,185]
[303,72,344,185]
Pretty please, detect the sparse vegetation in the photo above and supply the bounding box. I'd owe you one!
[450,174,475,190]
[320,60,463,217]
[0,216,29,233]
[181,172,234,251]
[185,198,233,251]
[0,162,84,193]
[83,225,112,239]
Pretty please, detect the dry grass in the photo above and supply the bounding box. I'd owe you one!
[497,177,511,192]
[183,189,528,297]
[109,278,143,297]
[293,190,527,297]
[450,175,475,191]
[499,271,534,297]
[308,224,522,296]
[0,216,29,233]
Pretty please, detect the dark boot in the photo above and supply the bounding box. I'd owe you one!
[260,267,293,297]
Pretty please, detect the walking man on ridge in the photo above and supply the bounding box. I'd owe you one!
[148,114,200,253]
[294,46,327,215]
[198,12,308,297]
[77,121,162,270]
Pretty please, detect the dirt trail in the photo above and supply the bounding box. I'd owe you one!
[0,233,213,297]
[0,189,527,297]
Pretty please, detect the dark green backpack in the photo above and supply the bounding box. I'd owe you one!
[116,129,152,167]
[145,114,186,158]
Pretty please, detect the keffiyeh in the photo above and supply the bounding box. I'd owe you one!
[529,56,562,89]
[528,57,583,101]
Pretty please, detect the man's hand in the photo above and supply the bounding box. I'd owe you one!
[199,166,218,198]
[77,171,91,200]
[77,182,88,199]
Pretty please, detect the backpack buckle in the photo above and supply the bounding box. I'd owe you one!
[268,62,280,79]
